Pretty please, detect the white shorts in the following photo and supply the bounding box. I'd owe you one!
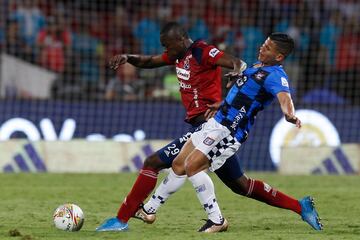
[191,118,241,172]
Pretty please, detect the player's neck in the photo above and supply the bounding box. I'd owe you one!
[184,39,193,48]
[261,61,281,67]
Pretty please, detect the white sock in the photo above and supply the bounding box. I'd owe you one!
[188,171,223,224]
[143,168,186,214]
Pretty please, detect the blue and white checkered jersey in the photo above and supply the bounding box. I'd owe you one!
[214,62,291,143]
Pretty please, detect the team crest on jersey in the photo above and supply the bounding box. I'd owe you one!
[203,137,215,146]
[251,70,269,83]
[183,55,191,70]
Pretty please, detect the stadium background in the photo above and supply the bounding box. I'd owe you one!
[0,0,359,173]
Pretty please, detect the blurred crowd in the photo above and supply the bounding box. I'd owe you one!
[0,0,359,105]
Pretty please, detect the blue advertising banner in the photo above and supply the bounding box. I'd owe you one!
[0,100,359,171]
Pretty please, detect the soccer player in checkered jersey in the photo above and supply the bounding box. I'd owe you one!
[153,33,323,232]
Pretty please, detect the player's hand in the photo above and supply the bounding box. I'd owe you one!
[204,102,222,120]
[286,115,302,128]
[109,54,128,70]
[225,72,242,88]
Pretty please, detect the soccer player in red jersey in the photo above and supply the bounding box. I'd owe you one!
[96,23,316,233]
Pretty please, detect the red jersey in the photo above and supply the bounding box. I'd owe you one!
[162,40,224,122]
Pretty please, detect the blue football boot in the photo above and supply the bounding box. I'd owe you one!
[299,196,323,230]
[96,217,129,232]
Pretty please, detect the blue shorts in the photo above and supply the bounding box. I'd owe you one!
[157,125,244,181]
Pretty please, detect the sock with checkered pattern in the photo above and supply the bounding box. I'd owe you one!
[188,171,223,224]
[143,168,186,214]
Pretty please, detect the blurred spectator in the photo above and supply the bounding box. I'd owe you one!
[36,17,72,73]
[319,9,343,67]
[106,6,139,56]
[333,16,360,105]
[274,12,310,63]
[71,9,105,98]
[239,14,265,64]
[132,3,167,98]
[51,58,82,100]
[177,2,210,41]
[105,63,144,101]
[133,5,162,55]
[273,4,312,95]
[337,0,360,20]
[5,18,33,61]
[205,0,233,36]
[11,0,45,57]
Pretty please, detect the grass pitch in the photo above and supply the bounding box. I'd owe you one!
[0,173,359,240]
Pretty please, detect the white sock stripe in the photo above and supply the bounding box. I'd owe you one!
[140,169,156,174]
[140,170,158,177]
[140,172,158,179]
[246,179,255,196]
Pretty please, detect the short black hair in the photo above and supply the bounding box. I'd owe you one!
[160,22,189,38]
[269,33,294,57]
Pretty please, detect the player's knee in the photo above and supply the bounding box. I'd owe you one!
[143,154,167,171]
[172,158,185,175]
[231,176,251,196]
[184,157,202,177]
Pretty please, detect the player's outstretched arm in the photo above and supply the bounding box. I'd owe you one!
[109,54,167,70]
[277,92,302,128]
[215,53,247,88]
[216,53,247,77]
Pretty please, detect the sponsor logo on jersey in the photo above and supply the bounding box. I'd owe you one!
[179,81,191,89]
[209,48,220,58]
[230,106,247,130]
[203,137,215,146]
[179,132,192,144]
[281,77,289,87]
[176,67,190,80]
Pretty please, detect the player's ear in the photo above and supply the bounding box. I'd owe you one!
[275,53,285,62]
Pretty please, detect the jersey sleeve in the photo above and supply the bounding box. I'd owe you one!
[161,51,174,65]
[202,44,224,66]
[264,72,291,96]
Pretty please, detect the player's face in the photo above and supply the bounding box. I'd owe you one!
[258,38,284,65]
[160,34,187,62]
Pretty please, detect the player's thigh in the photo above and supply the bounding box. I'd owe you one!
[214,154,244,181]
[155,131,191,168]
[192,118,241,172]
[215,154,250,194]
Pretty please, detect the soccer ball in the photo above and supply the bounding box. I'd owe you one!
[53,203,84,231]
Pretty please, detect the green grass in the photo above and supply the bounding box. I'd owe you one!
[0,173,359,240]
